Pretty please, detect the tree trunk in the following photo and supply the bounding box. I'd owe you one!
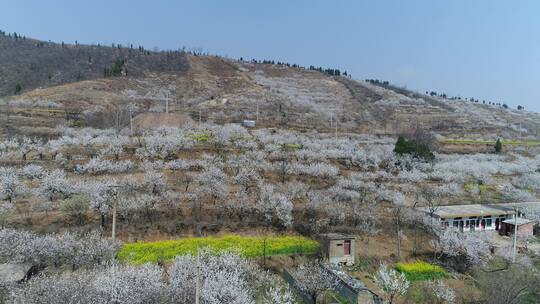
[413,223,419,256]
[396,220,401,260]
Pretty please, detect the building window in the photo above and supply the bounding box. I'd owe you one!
[486,219,492,227]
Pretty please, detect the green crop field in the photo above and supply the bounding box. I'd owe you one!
[118,235,320,264]
[282,143,303,150]
[187,132,212,142]
[395,261,449,281]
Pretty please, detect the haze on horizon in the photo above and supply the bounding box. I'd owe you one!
[1,0,539,111]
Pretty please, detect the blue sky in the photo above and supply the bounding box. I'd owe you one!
[2,0,539,111]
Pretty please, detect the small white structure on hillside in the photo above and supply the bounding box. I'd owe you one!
[318,233,355,265]
[242,120,256,128]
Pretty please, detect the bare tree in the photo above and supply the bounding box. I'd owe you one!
[110,103,131,133]
[392,193,407,260]
[419,186,444,258]
[353,201,379,256]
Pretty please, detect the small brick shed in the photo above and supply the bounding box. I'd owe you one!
[500,218,535,237]
[318,233,356,266]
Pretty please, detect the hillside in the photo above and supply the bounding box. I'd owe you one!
[0,32,188,97]
[2,32,540,304]
[1,33,539,142]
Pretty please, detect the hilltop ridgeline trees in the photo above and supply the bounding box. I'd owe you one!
[366,79,514,109]
[394,136,434,161]
[0,31,190,98]
[240,56,350,77]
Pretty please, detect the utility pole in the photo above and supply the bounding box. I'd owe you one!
[512,207,518,263]
[112,198,117,241]
[165,92,169,114]
[199,110,202,126]
[195,250,200,304]
[335,117,338,141]
[263,236,267,268]
[256,100,259,121]
[129,109,133,135]
[108,185,120,242]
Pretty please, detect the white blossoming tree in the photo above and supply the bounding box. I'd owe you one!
[38,169,73,201]
[168,249,264,304]
[374,263,410,304]
[433,228,492,270]
[0,228,119,270]
[0,167,24,203]
[0,201,14,228]
[427,280,455,304]
[92,264,164,304]
[290,261,335,303]
[256,185,293,228]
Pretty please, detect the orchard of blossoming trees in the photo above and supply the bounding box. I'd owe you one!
[1,123,540,236]
[6,249,295,304]
[1,121,540,303]
[4,25,540,302]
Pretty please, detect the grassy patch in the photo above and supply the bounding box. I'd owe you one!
[395,261,449,282]
[282,143,303,150]
[187,133,212,142]
[464,183,495,194]
[118,235,320,264]
[464,183,476,192]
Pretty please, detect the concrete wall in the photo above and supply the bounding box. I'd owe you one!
[519,223,535,236]
[282,269,315,304]
[500,222,534,237]
[320,266,382,304]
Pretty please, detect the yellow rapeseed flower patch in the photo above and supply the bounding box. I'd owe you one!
[395,261,448,281]
[117,235,320,264]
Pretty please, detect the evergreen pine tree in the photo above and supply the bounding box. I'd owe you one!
[495,139,502,153]
[14,84,22,95]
